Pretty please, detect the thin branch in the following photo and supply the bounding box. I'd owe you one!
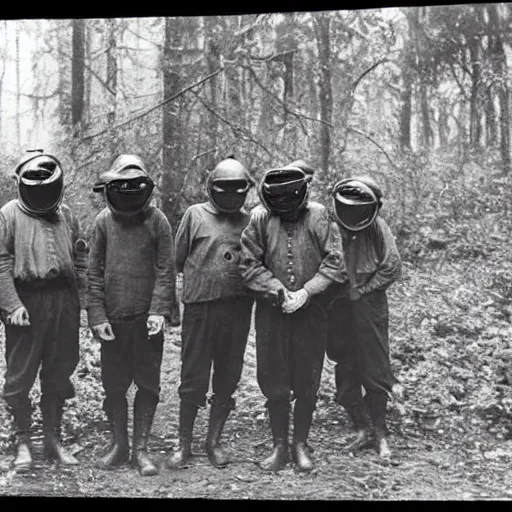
[250,49,299,62]
[125,27,163,50]
[190,89,272,157]
[191,148,218,163]
[81,67,225,142]
[55,48,116,97]
[352,58,389,92]
[347,127,401,171]
[243,63,308,136]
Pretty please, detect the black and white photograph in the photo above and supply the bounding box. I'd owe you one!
[0,3,512,500]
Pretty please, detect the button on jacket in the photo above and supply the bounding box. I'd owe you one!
[239,202,344,298]
[175,201,251,304]
[0,199,87,314]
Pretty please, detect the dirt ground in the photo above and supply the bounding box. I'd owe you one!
[1,320,512,501]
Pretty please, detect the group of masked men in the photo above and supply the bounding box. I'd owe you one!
[0,149,402,477]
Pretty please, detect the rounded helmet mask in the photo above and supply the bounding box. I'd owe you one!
[332,178,380,232]
[105,174,154,215]
[207,158,252,213]
[260,167,311,215]
[16,154,64,215]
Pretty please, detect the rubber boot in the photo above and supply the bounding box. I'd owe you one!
[291,399,314,472]
[10,403,33,473]
[96,397,130,469]
[41,396,79,465]
[344,402,373,452]
[205,397,232,468]
[166,401,198,469]
[366,391,391,458]
[259,401,289,473]
[132,392,159,476]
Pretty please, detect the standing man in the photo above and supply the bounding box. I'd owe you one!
[87,154,176,476]
[239,163,343,472]
[327,176,402,458]
[0,150,88,472]
[167,156,255,470]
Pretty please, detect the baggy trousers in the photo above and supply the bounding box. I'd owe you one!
[326,288,398,433]
[178,297,253,408]
[254,296,328,409]
[3,278,80,424]
[101,320,164,414]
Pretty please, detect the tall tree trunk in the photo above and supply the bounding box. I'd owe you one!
[162,17,184,231]
[106,18,118,153]
[15,21,21,148]
[0,21,7,142]
[84,21,92,130]
[399,22,414,152]
[71,18,85,136]
[314,13,333,177]
[485,87,497,147]
[488,4,511,173]
[204,16,220,170]
[468,39,482,149]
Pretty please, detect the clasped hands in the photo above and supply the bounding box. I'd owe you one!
[279,288,310,315]
[91,314,165,342]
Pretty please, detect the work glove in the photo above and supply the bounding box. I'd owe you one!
[282,289,309,314]
[92,322,115,342]
[8,306,30,326]
[147,314,165,336]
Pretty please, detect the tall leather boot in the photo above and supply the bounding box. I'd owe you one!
[344,403,373,453]
[366,391,391,458]
[205,396,233,468]
[96,397,130,469]
[291,399,315,472]
[10,403,33,473]
[259,401,289,473]
[41,396,79,465]
[132,391,159,476]
[166,401,198,469]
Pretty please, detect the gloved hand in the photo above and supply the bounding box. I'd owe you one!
[8,306,30,326]
[147,314,165,336]
[91,322,115,342]
[282,289,309,314]
[348,287,362,302]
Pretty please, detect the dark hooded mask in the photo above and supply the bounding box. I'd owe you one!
[332,177,381,232]
[15,152,64,216]
[260,166,311,217]
[93,155,154,216]
[207,157,253,213]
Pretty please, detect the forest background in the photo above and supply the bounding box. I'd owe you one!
[0,4,512,499]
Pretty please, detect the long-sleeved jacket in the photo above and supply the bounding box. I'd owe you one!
[175,201,251,303]
[87,205,175,326]
[239,202,344,298]
[0,199,88,314]
[341,216,402,295]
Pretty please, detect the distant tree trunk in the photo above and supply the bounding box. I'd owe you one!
[438,100,449,147]
[204,16,220,170]
[15,21,21,148]
[71,18,85,136]
[399,28,414,151]
[106,18,118,153]
[277,13,298,154]
[84,21,92,130]
[0,22,7,142]
[161,17,184,231]
[488,4,511,173]
[314,13,333,176]
[485,87,497,147]
[468,39,482,149]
